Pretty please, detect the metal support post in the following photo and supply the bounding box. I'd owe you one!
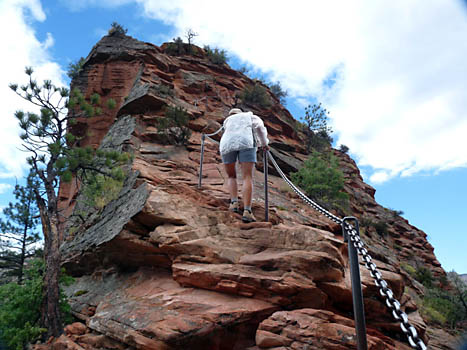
[342,216,368,350]
[198,134,205,189]
[264,149,269,222]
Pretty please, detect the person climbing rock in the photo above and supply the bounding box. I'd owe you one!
[219,108,269,223]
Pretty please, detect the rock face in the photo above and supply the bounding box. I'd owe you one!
[52,34,456,349]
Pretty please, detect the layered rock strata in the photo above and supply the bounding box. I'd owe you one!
[50,34,455,350]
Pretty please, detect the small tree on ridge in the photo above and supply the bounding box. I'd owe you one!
[0,171,41,284]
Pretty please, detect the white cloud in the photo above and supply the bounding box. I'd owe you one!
[0,184,13,195]
[0,0,64,180]
[15,0,467,184]
[131,0,467,183]
[59,0,134,12]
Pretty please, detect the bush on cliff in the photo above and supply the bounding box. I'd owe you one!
[157,106,192,145]
[203,46,228,65]
[239,83,271,108]
[67,57,85,80]
[339,144,349,154]
[0,260,73,350]
[291,151,349,213]
[81,167,126,211]
[165,37,185,56]
[108,22,127,36]
[421,284,466,328]
[268,81,288,105]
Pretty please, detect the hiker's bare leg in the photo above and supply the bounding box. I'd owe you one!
[224,162,237,200]
[240,162,254,208]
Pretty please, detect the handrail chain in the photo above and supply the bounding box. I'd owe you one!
[266,151,427,350]
[197,129,427,350]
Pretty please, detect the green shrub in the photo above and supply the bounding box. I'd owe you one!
[438,274,449,287]
[157,106,192,145]
[373,220,389,237]
[108,22,127,36]
[155,84,174,97]
[420,304,447,325]
[310,130,333,151]
[165,37,185,56]
[421,286,466,328]
[339,144,349,153]
[359,217,373,228]
[82,173,124,210]
[67,57,85,80]
[239,83,271,108]
[291,151,349,212]
[359,217,389,237]
[400,262,417,278]
[239,66,250,75]
[203,45,228,64]
[386,208,404,218]
[268,81,288,105]
[416,266,433,287]
[0,260,74,350]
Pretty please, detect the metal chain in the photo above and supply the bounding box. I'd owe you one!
[205,135,220,144]
[267,151,427,350]
[204,126,224,139]
[198,133,427,349]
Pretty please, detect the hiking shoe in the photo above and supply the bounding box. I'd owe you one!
[229,201,240,213]
[242,209,256,223]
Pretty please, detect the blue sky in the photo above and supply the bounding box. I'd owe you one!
[1,0,466,274]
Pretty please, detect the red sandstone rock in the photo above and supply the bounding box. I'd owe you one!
[64,322,87,336]
[57,34,453,350]
[52,335,85,350]
[256,308,395,350]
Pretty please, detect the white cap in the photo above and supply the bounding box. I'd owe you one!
[228,108,243,116]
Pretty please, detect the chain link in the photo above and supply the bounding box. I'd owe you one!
[267,151,427,350]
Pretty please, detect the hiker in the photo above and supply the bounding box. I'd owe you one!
[219,108,269,223]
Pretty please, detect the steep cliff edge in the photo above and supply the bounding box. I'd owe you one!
[47,34,458,350]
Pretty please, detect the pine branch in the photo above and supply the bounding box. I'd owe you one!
[2,244,21,251]
[0,255,21,264]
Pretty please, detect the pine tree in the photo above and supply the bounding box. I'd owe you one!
[9,67,129,339]
[301,103,333,152]
[0,171,41,284]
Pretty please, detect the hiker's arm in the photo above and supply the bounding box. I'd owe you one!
[252,115,269,147]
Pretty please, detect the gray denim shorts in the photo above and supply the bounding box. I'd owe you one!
[221,147,257,164]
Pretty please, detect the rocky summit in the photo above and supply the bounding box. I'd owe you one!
[42,33,459,349]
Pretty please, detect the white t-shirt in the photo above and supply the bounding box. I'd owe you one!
[219,112,269,155]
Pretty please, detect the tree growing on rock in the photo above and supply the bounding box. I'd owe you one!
[8,67,129,339]
[157,105,192,145]
[268,81,288,105]
[291,151,348,213]
[0,171,41,284]
[301,103,333,152]
[185,28,198,54]
[66,57,85,80]
[108,21,127,36]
